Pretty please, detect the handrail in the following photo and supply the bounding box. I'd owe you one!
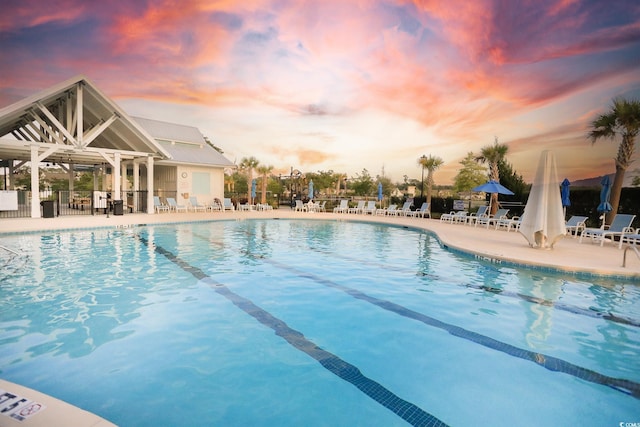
[0,244,20,256]
[622,245,640,268]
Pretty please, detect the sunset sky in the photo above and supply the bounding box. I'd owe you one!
[1,0,639,185]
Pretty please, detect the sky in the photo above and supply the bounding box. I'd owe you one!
[1,0,640,185]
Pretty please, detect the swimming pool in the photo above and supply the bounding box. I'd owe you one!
[1,219,639,426]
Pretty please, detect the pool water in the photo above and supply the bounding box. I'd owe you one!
[1,219,639,426]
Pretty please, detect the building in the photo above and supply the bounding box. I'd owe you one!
[0,75,234,217]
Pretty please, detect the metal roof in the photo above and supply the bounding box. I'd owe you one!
[134,116,234,168]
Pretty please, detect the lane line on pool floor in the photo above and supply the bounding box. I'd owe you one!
[192,227,640,400]
[306,241,640,328]
[262,258,640,400]
[135,234,449,427]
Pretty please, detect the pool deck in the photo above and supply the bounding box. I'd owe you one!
[0,209,638,427]
[1,209,639,280]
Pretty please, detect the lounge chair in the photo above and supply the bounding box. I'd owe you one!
[564,216,588,237]
[153,196,169,213]
[441,211,468,224]
[376,204,397,215]
[223,198,235,211]
[619,228,640,249]
[167,197,188,212]
[476,208,509,228]
[407,202,430,218]
[495,216,521,232]
[189,196,207,212]
[580,214,636,246]
[208,198,223,211]
[295,200,307,212]
[363,201,377,215]
[333,199,349,213]
[348,201,366,214]
[395,201,413,216]
[466,206,489,226]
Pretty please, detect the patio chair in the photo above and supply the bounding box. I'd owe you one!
[376,204,397,215]
[333,199,349,213]
[495,216,521,232]
[208,198,223,211]
[166,197,188,212]
[223,198,235,211]
[407,202,430,218]
[348,201,366,214]
[395,201,413,216]
[441,211,468,224]
[619,228,640,249]
[564,216,588,237]
[363,201,377,215]
[153,196,169,213]
[466,205,489,226]
[189,196,207,212]
[580,214,636,246]
[476,208,509,228]
[295,200,307,212]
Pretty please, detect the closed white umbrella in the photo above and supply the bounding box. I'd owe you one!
[519,150,566,248]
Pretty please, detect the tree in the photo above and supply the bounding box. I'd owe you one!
[497,159,528,201]
[453,152,487,208]
[238,157,259,204]
[418,155,444,207]
[350,169,374,196]
[256,164,274,204]
[588,97,640,223]
[476,137,509,214]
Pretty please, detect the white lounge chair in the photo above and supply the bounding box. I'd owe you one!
[565,216,588,237]
[295,200,307,212]
[167,197,188,212]
[376,204,397,216]
[441,211,468,224]
[189,196,207,212]
[619,228,640,249]
[407,202,430,218]
[466,206,489,226]
[395,201,413,216]
[208,198,223,211]
[363,201,377,215]
[223,198,235,211]
[580,214,636,246]
[333,199,349,213]
[475,208,509,228]
[153,196,169,213]
[348,201,365,214]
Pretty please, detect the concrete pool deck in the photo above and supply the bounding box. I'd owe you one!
[0,209,638,426]
[1,209,639,280]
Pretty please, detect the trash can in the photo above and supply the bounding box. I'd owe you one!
[113,200,124,216]
[41,200,55,218]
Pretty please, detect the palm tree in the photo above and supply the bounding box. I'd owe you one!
[238,156,259,204]
[589,97,640,223]
[418,155,444,207]
[256,164,274,204]
[476,137,509,215]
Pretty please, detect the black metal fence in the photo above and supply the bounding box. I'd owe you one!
[0,190,150,219]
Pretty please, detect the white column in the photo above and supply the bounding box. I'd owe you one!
[113,152,121,201]
[133,161,140,212]
[30,145,41,218]
[146,155,154,214]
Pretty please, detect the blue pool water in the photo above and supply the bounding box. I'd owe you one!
[1,219,639,426]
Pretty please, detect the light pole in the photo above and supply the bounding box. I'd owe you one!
[419,154,427,198]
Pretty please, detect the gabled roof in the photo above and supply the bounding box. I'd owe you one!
[134,116,234,168]
[0,75,172,164]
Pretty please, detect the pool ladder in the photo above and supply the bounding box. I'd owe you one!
[622,244,640,268]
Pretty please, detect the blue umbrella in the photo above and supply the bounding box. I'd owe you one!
[251,179,256,202]
[597,175,612,214]
[561,178,571,207]
[472,180,514,213]
[308,180,314,200]
[377,182,383,201]
[472,180,514,195]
